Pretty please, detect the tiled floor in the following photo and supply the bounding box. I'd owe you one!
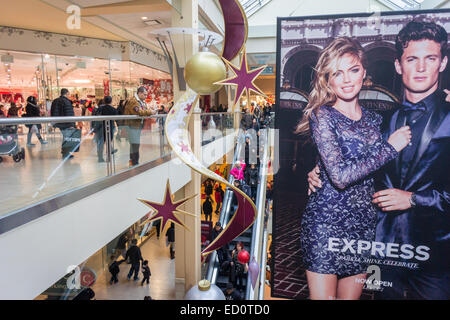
[90,234,185,300]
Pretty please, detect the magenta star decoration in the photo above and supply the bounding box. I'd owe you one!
[178,142,190,153]
[138,181,197,235]
[215,49,268,109]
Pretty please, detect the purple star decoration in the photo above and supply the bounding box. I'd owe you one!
[216,50,267,108]
[139,181,196,235]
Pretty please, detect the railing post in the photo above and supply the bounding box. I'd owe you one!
[105,120,112,176]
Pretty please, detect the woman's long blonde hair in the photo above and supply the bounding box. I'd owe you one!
[295,37,367,135]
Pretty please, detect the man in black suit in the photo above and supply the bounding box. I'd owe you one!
[371,21,449,300]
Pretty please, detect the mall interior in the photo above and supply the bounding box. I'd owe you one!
[0,0,448,301]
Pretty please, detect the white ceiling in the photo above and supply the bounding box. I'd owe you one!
[100,10,172,41]
[72,0,134,8]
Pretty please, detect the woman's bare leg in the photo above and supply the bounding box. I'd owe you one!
[336,273,366,300]
[306,270,338,300]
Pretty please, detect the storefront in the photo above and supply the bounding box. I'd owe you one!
[0,49,173,113]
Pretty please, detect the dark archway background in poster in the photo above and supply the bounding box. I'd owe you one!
[272,9,450,300]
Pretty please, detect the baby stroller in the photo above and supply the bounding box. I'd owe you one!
[0,125,25,163]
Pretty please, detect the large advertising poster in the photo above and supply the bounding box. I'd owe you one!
[272,9,450,300]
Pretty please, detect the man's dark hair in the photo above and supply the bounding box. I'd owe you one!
[61,88,69,96]
[396,20,448,60]
[137,86,147,94]
[132,239,138,245]
[104,96,112,104]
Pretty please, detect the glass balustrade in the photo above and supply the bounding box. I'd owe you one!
[0,113,238,218]
[201,112,236,146]
[0,115,169,217]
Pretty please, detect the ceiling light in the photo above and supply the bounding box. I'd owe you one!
[73,79,91,84]
[141,17,148,20]
[143,19,162,26]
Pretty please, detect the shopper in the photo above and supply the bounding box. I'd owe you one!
[125,239,143,281]
[50,88,76,159]
[23,96,48,146]
[154,219,161,239]
[230,242,248,291]
[253,103,263,126]
[240,107,253,131]
[202,195,213,222]
[223,282,243,301]
[211,222,226,266]
[204,179,213,197]
[166,223,175,259]
[108,255,125,285]
[214,183,224,214]
[248,164,259,202]
[141,260,151,286]
[230,161,246,181]
[0,105,6,117]
[93,96,118,162]
[157,104,167,137]
[7,102,19,117]
[73,101,83,131]
[124,86,155,167]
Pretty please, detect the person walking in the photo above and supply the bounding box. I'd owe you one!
[108,255,125,285]
[23,96,48,146]
[141,260,151,286]
[125,239,143,281]
[166,223,175,259]
[203,195,213,222]
[93,96,118,162]
[214,183,224,214]
[51,88,76,159]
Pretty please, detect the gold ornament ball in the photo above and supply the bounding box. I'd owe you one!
[184,51,226,95]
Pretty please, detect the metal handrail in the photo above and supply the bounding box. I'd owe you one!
[206,134,244,284]
[0,115,165,126]
[0,112,239,126]
[245,129,270,300]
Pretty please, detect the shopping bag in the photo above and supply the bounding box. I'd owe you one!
[62,128,82,153]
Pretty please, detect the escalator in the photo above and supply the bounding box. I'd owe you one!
[207,128,272,299]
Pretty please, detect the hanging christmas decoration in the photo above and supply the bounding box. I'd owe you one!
[138,180,197,235]
[215,49,268,109]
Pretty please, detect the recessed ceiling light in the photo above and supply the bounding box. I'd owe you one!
[142,17,148,20]
[143,19,161,26]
